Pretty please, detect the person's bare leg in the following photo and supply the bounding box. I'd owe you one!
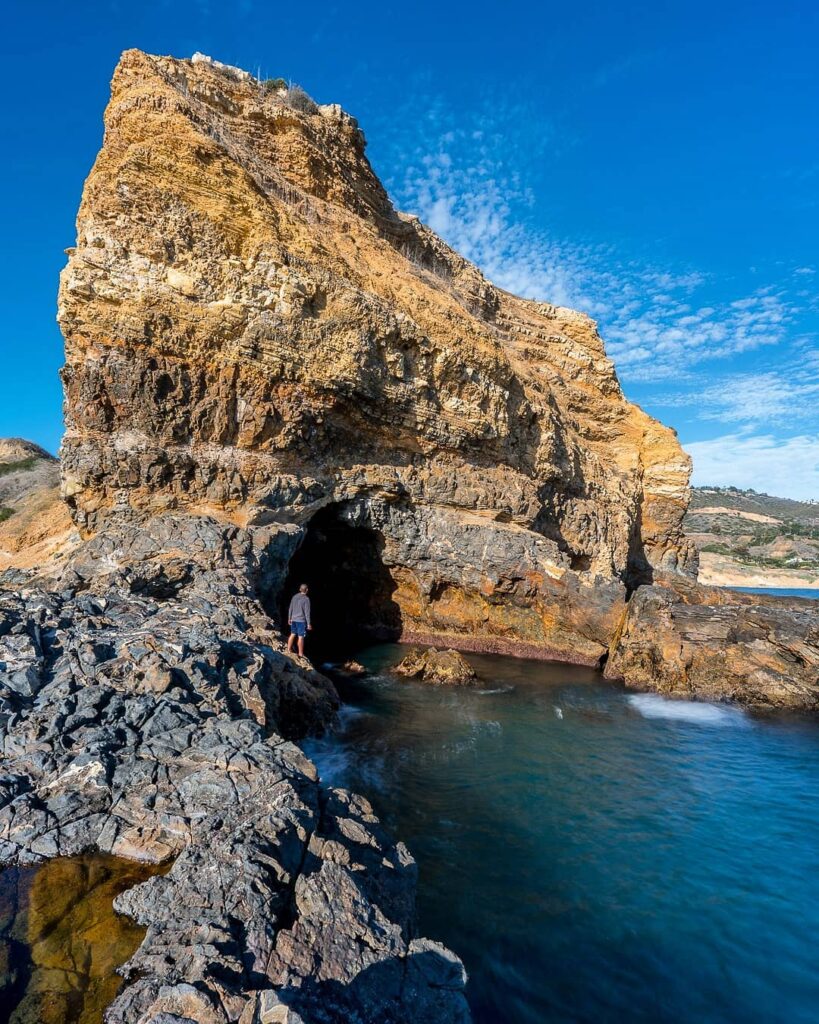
[298,635,305,657]
[287,633,295,653]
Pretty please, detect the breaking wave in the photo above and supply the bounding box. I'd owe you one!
[627,693,750,727]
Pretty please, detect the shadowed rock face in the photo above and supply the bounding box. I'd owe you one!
[58,48,696,662]
[5,43,816,1024]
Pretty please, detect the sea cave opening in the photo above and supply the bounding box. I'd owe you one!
[277,503,403,661]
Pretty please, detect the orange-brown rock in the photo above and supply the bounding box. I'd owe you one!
[57,49,696,664]
[605,574,819,709]
[394,647,477,685]
[0,439,77,574]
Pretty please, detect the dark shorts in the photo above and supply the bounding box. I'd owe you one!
[290,621,308,638]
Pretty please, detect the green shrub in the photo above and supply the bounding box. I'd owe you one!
[700,543,734,555]
[0,457,38,477]
[283,84,319,114]
[0,507,14,523]
[261,77,287,94]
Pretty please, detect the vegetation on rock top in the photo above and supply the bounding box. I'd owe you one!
[0,457,41,477]
[686,486,819,575]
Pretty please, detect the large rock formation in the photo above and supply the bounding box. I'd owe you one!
[58,49,696,666]
[606,574,819,709]
[3,42,818,1024]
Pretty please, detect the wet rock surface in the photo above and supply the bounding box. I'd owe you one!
[4,39,818,1024]
[0,852,164,1024]
[606,574,819,709]
[395,648,477,686]
[0,515,470,1022]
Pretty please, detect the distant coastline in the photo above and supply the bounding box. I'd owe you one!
[686,486,819,591]
[697,551,819,590]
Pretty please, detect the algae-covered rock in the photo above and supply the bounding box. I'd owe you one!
[395,647,477,685]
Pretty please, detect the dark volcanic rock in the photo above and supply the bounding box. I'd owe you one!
[0,515,469,1023]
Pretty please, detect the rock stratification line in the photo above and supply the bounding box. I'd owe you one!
[3,41,819,1024]
[58,48,696,665]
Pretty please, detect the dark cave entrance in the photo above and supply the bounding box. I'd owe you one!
[278,504,403,660]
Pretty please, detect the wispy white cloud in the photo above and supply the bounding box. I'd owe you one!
[654,348,819,425]
[685,433,819,501]
[605,289,797,379]
[393,138,808,383]
[399,142,591,309]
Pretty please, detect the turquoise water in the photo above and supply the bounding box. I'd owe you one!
[729,587,818,600]
[306,647,819,1024]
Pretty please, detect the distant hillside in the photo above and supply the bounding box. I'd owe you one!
[0,438,75,573]
[689,485,819,523]
[0,439,58,520]
[686,486,819,588]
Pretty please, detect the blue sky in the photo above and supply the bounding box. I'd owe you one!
[2,0,817,497]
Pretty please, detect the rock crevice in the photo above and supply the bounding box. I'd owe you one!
[3,42,819,1024]
[58,48,696,668]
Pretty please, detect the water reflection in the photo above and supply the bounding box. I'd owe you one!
[0,853,165,1024]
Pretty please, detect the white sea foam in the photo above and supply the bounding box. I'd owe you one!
[336,703,366,724]
[627,694,749,727]
[302,745,352,786]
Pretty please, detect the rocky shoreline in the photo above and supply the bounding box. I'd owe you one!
[1,45,818,1023]
[0,516,469,1023]
[1,519,817,1021]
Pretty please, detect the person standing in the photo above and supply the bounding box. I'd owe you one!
[287,583,312,657]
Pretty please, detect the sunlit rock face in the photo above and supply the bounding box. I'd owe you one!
[605,574,819,709]
[58,49,696,663]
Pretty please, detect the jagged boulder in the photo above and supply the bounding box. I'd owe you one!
[395,647,477,685]
[0,515,469,1023]
[606,574,819,708]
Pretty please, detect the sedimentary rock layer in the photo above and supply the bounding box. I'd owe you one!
[58,49,696,661]
[2,40,819,1024]
[606,574,819,709]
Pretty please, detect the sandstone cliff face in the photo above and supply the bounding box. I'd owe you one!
[58,49,695,664]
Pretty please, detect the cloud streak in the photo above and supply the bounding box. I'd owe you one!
[656,358,819,426]
[384,101,817,497]
[390,123,811,385]
[685,433,819,501]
